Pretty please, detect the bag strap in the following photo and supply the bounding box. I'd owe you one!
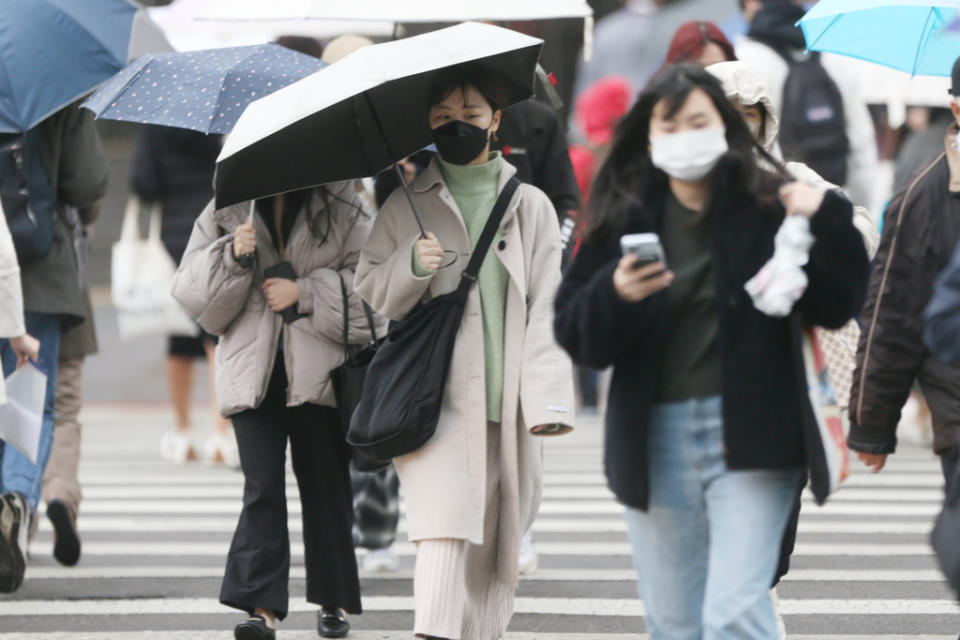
[456,176,521,296]
[340,273,378,353]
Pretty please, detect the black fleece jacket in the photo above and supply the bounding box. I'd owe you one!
[554,166,869,510]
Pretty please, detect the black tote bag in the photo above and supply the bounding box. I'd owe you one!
[330,276,386,471]
[347,177,520,461]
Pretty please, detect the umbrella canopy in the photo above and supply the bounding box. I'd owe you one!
[149,0,394,51]
[82,44,326,134]
[0,0,172,133]
[215,22,542,208]
[799,0,960,76]
[195,0,592,22]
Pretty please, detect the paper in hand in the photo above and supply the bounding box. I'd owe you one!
[0,362,47,463]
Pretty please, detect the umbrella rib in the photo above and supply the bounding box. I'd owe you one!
[911,7,937,76]
[804,14,843,52]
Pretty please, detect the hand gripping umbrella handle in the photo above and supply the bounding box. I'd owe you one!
[237,201,256,269]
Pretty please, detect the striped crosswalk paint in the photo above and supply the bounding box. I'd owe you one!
[9,408,958,637]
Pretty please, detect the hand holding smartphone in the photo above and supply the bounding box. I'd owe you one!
[614,233,673,303]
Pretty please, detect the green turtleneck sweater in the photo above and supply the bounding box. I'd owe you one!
[413,152,507,422]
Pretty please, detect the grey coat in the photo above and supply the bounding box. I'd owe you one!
[20,105,108,324]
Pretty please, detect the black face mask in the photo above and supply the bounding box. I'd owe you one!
[431,120,490,165]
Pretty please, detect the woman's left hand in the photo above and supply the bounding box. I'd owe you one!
[779,182,826,218]
[531,424,567,436]
[262,278,300,312]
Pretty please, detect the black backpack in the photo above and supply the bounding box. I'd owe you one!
[777,50,850,187]
[0,134,56,264]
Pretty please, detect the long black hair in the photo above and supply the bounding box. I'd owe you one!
[254,185,363,247]
[585,64,787,240]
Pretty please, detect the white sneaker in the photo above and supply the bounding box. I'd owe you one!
[203,430,239,468]
[362,547,399,573]
[518,531,538,575]
[770,587,787,639]
[160,430,196,464]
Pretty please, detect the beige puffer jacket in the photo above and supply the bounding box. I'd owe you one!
[172,182,383,416]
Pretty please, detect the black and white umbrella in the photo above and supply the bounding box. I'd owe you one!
[214,22,543,222]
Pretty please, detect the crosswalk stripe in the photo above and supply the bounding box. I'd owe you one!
[21,566,948,582]
[4,596,958,617]
[23,540,936,557]
[0,635,955,640]
[34,516,937,535]
[68,499,944,517]
[75,485,945,502]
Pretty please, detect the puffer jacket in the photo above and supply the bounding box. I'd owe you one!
[172,182,384,416]
[849,126,960,456]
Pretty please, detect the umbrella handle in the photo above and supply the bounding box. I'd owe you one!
[393,162,428,239]
[360,91,427,239]
[237,200,256,269]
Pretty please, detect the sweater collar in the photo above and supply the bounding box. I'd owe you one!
[437,151,503,197]
[414,151,519,195]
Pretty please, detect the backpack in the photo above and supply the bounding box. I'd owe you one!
[0,133,56,264]
[777,50,850,187]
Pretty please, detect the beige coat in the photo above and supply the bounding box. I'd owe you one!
[0,211,25,405]
[172,182,383,416]
[355,158,575,587]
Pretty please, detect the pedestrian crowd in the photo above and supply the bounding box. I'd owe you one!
[1,1,960,639]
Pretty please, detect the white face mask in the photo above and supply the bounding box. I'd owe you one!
[747,119,763,143]
[650,127,729,182]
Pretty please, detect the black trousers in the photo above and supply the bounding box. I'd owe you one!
[220,362,362,620]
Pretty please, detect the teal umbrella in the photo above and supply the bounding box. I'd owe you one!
[799,0,960,76]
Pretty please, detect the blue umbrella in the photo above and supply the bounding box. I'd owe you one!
[0,0,171,133]
[82,44,326,134]
[799,1,960,76]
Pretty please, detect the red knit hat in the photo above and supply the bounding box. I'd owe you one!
[665,21,737,66]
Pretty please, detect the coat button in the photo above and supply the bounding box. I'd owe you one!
[498,240,506,250]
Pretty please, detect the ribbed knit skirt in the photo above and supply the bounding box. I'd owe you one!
[413,422,515,640]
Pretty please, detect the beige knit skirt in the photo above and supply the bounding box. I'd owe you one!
[413,422,515,640]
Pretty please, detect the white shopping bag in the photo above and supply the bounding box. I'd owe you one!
[0,362,47,463]
[112,197,196,341]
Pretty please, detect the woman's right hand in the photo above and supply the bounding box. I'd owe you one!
[232,222,256,260]
[613,254,674,302]
[9,333,40,368]
[416,232,444,272]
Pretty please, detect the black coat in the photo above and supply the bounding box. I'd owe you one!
[131,125,222,264]
[553,168,869,510]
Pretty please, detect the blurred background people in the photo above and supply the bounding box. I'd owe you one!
[736,0,879,210]
[0,102,107,593]
[664,20,738,68]
[131,125,234,465]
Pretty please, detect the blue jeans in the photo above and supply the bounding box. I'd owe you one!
[624,396,801,640]
[0,312,61,516]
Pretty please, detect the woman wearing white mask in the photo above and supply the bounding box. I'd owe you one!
[554,65,869,639]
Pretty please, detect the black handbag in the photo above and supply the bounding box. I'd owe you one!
[931,450,960,594]
[330,276,386,472]
[347,176,521,461]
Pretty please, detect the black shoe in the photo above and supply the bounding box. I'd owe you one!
[0,492,28,593]
[317,607,349,638]
[47,500,81,567]
[235,615,276,640]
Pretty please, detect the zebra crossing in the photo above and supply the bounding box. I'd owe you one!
[1,406,958,638]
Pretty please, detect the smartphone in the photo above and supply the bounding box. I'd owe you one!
[620,233,666,270]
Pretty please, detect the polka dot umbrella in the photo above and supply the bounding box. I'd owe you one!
[82,44,326,135]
